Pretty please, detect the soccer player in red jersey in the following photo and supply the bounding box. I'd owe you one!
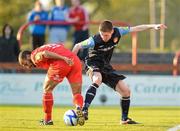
[18,44,85,126]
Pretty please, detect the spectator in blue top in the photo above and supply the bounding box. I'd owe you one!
[48,0,78,43]
[28,0,48,49]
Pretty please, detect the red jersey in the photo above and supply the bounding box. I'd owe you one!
[31,44,82,83]
[69,6,89,31]
[31,44,74,69]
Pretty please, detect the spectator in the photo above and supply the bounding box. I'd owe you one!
[28,0,48,49]
[69,0,89,61]
[48,0,70,43]
[0,24,20,62]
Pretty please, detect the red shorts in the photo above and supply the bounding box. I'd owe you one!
[47,54,82,84]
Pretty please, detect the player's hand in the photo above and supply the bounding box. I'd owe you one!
[64,57,74,66]
[154,24,167,30]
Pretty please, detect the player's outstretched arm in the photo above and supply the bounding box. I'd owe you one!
[130,24,167,32]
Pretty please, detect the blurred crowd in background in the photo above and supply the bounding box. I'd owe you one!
[0,0,89,62]
[0,0,180,64]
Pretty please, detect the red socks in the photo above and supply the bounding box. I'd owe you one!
[73,94,83,108]
[42,92,53,121]
[42,93,83,121]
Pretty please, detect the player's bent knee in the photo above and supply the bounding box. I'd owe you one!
[127,89,131,96]
[43,88,53,93]
[116,85,131,97]
[43,80,58,93]
[93,79,102,86]
[44,85,55,93]
[123,88,131,97]
[70,83,82,95]
[92,75,102,85]
[72,88,82,95]
[43,84,56,93]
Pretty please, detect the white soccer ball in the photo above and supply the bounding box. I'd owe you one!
[63,109,78,126]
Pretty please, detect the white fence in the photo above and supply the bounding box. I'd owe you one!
[0,74,180,106]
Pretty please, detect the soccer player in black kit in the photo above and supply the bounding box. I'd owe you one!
[72,20,167,124]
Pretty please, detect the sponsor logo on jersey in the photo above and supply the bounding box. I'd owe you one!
[99,45,104,48]
[98,45,116,51]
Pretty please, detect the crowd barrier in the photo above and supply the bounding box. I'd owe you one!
[0,62,180,75]
[0,74,179,106]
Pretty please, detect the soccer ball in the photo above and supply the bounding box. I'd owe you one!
[63,109,78,126]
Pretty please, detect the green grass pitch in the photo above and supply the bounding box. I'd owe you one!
[0,105,180,131]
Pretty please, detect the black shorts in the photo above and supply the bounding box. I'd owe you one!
[85,63,126,90]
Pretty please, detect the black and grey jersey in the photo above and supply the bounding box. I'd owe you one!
[87,27,121,65]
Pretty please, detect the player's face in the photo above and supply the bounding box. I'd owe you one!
[20,58,35,69]
[99,30,113,42]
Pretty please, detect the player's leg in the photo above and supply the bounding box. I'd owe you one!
[115,80,131,122]
[102,70,138,124]
[70,82,83,108]
[83,71,102,110]
[67,55,83,109]
[69,82,85,126]
[115,80,138,124]
[67,55,85,125]
[40,75,59,125]
[82,69,102,120]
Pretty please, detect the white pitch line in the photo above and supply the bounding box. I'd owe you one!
[167,125,180,131]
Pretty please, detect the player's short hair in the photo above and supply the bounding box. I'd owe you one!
[99,20,113,32]
[18,50,31,62]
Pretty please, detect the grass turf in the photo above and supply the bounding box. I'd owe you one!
[0,105,180,131]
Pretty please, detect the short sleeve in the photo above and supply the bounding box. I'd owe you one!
[117,26,130,36]
[80,37,95,48]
